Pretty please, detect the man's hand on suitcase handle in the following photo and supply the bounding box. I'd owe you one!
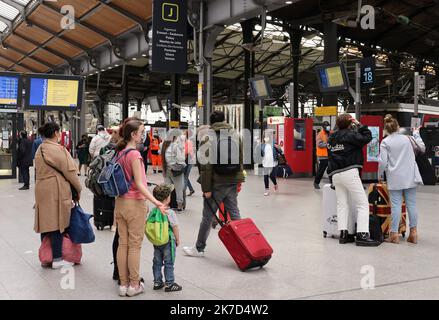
[204,192,212,199]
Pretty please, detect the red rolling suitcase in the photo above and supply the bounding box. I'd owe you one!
[207,196,273,271]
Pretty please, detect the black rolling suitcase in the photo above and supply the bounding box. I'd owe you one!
[93,195,115,230]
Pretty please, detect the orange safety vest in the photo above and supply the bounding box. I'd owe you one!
[316,130,328,157]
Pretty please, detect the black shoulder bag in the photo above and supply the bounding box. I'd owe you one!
[40,148,79,200]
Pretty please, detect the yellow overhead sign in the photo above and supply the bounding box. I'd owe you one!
[315,106,338,116]
[169,120,180,128]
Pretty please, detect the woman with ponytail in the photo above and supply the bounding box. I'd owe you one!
[378,114,423,244]
[114,117,166,297]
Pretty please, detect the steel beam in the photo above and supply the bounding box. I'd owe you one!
[205,0,289,29]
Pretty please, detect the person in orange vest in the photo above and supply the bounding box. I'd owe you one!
[150,130,162,174]
[314,121,331,189]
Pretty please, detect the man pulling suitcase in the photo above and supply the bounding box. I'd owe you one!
[183,111,246,257]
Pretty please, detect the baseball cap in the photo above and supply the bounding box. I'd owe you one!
[153,184,174,202]
[97,125,105,131]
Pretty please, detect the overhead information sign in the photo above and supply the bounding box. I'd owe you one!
[151,0,187,74]
[315,106,338,116]
[361,57,375,87]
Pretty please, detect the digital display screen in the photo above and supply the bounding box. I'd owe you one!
[0,73,21,109]
[25,75,83,111]
[29,78,79,108]
[316,63,349,93]
[249,76,272,100]
[319,66,344,89]
[148,96,163,113]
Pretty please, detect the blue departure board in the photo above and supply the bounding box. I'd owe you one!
[0,75,19,109]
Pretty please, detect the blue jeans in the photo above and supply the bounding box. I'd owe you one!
[40,231,63,261]
[196,184,241,252]
[389,188,418,233]
[152,242,175,286]
[184,164,194,193]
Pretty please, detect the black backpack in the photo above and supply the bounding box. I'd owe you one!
[213,131,241,175]
[368,184,384,243]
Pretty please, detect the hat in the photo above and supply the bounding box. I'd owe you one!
[153,184,174,202]
[97,125,105,131]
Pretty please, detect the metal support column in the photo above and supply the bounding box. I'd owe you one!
[289,28,303,118]
[323,22,338,107]
[122,73,129,120]
[170,73,181,126]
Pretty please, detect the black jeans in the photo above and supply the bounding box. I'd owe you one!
[314,159,328,185]
[20,165,30,186]
[264,167,277,189]
[40,231,63,260]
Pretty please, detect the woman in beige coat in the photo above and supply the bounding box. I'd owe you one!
[34,122,82,269]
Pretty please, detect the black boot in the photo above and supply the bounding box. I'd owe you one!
[356,232,381,247]
[339,230,355,244]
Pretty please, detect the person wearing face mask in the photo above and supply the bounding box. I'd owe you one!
[314,121,331,189]
[260,133,279,196]
[114,117,166,297]
[327,114,380,247]
[34,122,82,269]
[89,125,111,159]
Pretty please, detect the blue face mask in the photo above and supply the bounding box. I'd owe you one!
[326,126,331,132]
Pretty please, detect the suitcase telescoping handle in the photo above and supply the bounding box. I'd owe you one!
[203,194,227,227]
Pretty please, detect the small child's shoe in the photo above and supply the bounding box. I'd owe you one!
[154,282,165,290]
[165,283,182,292]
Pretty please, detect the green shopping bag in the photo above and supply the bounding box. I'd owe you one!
[145,207,169,246]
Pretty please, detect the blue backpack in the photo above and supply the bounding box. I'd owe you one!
[97,148,135,197]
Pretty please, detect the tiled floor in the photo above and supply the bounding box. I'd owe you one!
[0,169,438,300]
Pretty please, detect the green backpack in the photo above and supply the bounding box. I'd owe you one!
[145,207,170,246]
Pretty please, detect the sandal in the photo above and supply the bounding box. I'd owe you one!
[154,282,165,290]
[165,283,182,292]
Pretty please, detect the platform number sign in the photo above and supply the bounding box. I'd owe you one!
[361,57,375,87]
[151,0,187,74]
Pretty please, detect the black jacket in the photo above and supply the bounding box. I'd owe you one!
[327,125,372,176]
[17,138,34,167]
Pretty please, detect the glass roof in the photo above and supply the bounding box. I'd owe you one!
[0,1,20,21]
[0,20,7,32]
[0,0,34,35]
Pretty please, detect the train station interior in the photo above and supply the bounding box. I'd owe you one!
[0,0,438,300]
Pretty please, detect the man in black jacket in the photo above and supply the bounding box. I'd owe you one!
[327,114,380,247]
[17,131,33,190]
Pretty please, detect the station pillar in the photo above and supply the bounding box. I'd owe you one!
[323,22,338,107]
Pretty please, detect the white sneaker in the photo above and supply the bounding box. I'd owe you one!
[118,285,129,297]
[183,246,205,257]
[51,260,74,269]
[126,282,145,297]
[264,190,269,196]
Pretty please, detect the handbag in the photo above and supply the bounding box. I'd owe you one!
[40,148,79,200]
[68,204,95,244]
[170,163,186,177]
[39,233,82,264]
[408,136,436,185]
